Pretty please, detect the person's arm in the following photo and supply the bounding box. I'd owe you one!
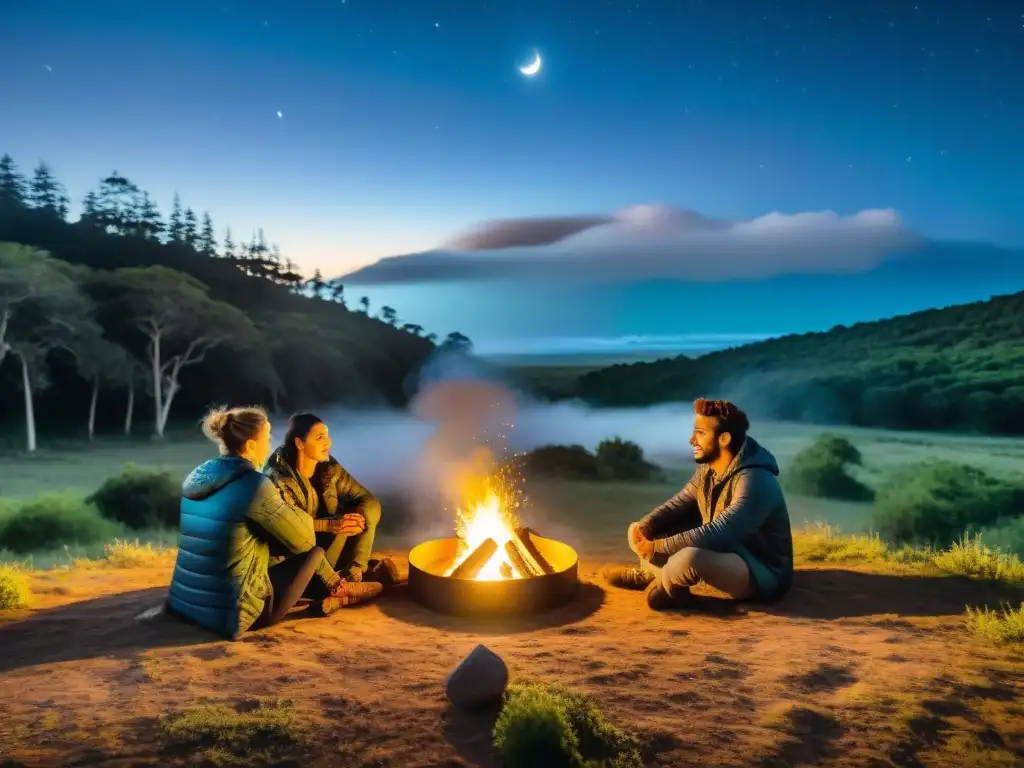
[637,471,702,539]
[322,462,382,522]
[654,469,780,556]
[247,477,339,588]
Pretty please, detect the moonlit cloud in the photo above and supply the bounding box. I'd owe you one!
[340,204,920,284]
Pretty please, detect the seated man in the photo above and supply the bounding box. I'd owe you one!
[605,398,793,610]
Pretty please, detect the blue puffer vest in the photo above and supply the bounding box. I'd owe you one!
[166,457,274,639]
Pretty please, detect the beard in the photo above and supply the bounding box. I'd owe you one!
[693,444,719,465]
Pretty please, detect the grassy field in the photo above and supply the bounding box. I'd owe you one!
[2,419,1023,567]
[2,422,1023,766]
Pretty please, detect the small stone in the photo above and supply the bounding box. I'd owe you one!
[444,644,508,709]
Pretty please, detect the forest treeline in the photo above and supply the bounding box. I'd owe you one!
[0,153,472,447]
[573,290,1024,435]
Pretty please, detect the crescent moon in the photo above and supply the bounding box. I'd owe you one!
[518,50,542,77]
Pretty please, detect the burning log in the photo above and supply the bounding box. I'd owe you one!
[503,539,539,578]
[499,562,514,580]
[513,527,555,575]
[449,538,498,579]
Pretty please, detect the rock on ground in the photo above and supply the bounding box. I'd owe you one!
[445,643,509,709]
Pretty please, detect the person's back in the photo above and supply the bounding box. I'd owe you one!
[166,406,349,639]
[168,455,276,638]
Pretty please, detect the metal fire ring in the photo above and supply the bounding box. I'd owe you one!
[407,534,580,616]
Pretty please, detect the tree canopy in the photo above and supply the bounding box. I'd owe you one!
[0,151,475,442]
[573,290,1024,435]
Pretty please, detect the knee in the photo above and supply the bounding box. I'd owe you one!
[662,547,705,583]
[308,545,325,559]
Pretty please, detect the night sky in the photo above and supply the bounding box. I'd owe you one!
[2,0,1022,353]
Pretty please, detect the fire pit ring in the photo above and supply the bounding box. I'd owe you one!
[408,533,580,616]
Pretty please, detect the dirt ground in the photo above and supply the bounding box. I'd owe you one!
[1,553,1022,768]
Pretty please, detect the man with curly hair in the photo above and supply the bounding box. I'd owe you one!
[605,399,794,610]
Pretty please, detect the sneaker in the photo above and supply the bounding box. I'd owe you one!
[365,556,404,586]
[645,582,699,611]
[603,566,655,591]
[316,582,383,614]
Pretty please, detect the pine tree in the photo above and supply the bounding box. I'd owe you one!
[27,162,70,219]
[198,212,217,256]
[223,227,236,259]
[80,191,102,228]
[132,191,164,241]
[183,207,198,248]
[309,269,326,299]
[94,171,141,234]
[0,154,27,209]
[167,193,184,243]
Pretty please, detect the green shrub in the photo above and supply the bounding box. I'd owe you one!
[0,564,30,609]
[979,516,1024,559]
[783,434,874,501]
[522,440,662,483]
[872,460,1024,548]
[0,493,120,554]
[522,445,607,481]
[493,682,641,768]
[595,438,663,481]
[87,464,181,529]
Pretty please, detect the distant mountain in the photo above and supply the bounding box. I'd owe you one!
[571,289,1024,435]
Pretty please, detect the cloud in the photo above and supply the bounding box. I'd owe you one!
[442,215,611,250]
[340,204,921,285]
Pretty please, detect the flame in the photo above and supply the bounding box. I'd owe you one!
[445,475,524,580]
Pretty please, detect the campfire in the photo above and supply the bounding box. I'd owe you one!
[407,475,580,616]
[443,489,555,581]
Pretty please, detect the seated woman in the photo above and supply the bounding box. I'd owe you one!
[166,406,382,640]
[264,413,400,586]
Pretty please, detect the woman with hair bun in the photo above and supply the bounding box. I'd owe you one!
[166,406,381,640]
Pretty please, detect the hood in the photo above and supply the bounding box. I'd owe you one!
[718,436,779,482]
[265,446,296,479]
[182,457,255,501]
[266,446,340,483]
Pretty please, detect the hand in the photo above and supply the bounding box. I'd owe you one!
[325,513,366,535]
[328,578,348,598]
[635,535,656,561]
[628,523,656,560]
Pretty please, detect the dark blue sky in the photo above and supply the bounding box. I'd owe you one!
[2,0,1022,352]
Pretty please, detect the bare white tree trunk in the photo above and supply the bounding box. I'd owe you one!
[150,332,164,438]
[124,382,134,436]
[158,373,180,436]
[19,355,36,453]
[87,377,99,440]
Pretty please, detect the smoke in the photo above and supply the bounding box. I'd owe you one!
[300,354,701,543]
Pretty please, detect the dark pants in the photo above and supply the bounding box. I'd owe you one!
[254,547,329,628]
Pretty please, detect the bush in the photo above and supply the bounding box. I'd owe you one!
[493,682,641,768]
[979,516,1024,559]
[522,440,662,483]
[872,460,1024,547]
[966,602,1024,645]
[0,493,120,554]
[87,464,181,529]
[522,445,607,481]
[0,564,30,609]
[783,434,874,501]
[595,438,663,481]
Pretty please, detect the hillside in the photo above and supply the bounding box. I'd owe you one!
[0,154,446,438]
[574,290,1024,435]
